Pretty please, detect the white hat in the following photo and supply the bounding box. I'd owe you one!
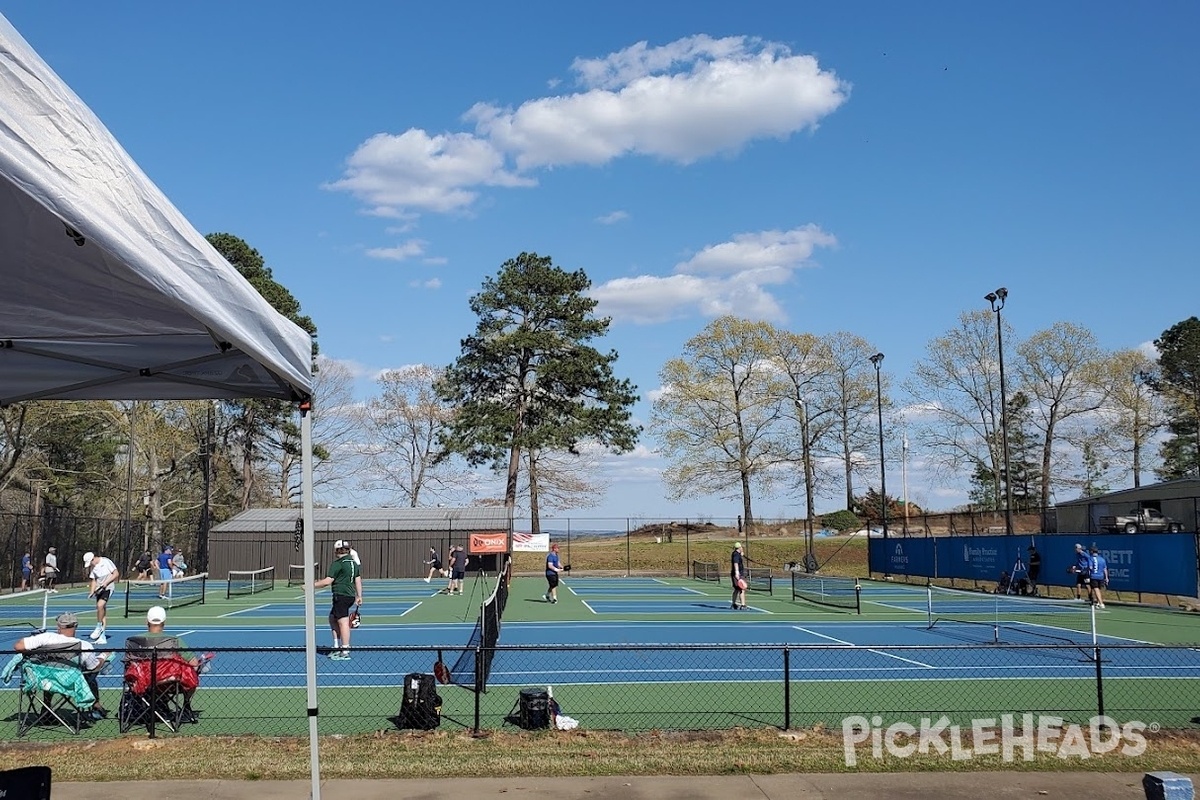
[334,539,349,549]
[82,551,95,564]
[146,606,167,624]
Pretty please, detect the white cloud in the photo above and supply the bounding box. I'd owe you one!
[472,35,849,170]
[325,129,533,215]
[327,35,847,216]
[365,239,427,261]
[591,224,833,324]
[675,224,836,276]
[596,210,630,225]
[409,278,442,289]
[1137,340,1159,360]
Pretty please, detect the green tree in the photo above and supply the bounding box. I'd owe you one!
[206,233,318,509]
[1150,317,1200,479]
[651,316,790,532]
[437,252,639,512]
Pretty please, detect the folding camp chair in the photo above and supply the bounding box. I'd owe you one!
[118,634,199,735]
[15,642,96,737]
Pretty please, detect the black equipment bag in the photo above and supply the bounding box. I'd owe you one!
[518,688,550,730]
[398,672,442,729]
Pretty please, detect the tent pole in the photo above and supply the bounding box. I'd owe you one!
[301,404,321,800]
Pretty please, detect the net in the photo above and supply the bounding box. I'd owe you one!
[448,555,512,692]
[926,584,1097,652]
[744,560,773,595]
[692,560,720,583]
[123,573,208,617]
[227,566,276,598]
[0,588,49,631]
[791,572,861,613]
[288,563,319,587]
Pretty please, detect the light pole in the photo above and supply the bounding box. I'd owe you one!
[868,353,887,542]
[986,287,1015,536]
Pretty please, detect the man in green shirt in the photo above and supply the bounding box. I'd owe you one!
[314,540,363,661]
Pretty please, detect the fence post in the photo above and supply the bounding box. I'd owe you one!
[783,647,791,731]
[1094,645,1105,720]
[474,646,483,733]
[626,519,631,577]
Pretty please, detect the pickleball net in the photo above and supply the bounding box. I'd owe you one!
[123,572,208,617]
[790,572,861,613]
[925,583,1097,655]
[0,588,49,631]
[744,558,774,595]
[288,563,319,587]
[227,566,275,598]
[692,560,720,583]
[446,555,512,692]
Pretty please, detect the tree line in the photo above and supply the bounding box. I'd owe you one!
[2,237,1198,559]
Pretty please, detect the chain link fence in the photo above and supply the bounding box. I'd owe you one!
[8,642,1198,739]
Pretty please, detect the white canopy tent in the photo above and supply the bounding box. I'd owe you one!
[2,15,325,798]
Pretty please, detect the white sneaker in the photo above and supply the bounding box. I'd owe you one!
[89,626,103,640]
[423,576,431,583]
[94,634,107,644]
[1097,603,1105,609]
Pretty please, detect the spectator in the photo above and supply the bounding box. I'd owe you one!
[82,551,119,644]
[15,611,111,720]
[993,571,1011,594]
[131,605,207,723]
[19,552,31,591]
[172,550,188,579]
[1026,545,1042,596]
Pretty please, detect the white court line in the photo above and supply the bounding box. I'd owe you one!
[220,605,268,618]
[793,625,935,668]
[581,600,597,615]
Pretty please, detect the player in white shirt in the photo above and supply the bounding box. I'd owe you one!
[82,552,120,644]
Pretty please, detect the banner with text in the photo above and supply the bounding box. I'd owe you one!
[512,531,551,552]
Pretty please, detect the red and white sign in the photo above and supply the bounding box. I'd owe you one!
[469,531,508,554]
[512,532,550,552]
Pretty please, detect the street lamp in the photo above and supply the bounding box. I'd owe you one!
[985,287,1015,536]
[868,353,887,542]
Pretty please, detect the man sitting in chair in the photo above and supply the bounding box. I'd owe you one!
[125,606,208,724]
[15,611,110,720]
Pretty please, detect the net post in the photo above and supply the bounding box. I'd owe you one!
[39,588,49,631]
[1090,601,1098,648]
[926,584,934,629]
[854,583,862,615]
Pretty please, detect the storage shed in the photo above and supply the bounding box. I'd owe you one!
[1054,478,1200,534]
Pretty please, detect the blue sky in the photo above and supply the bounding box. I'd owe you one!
[6,3,1199,523]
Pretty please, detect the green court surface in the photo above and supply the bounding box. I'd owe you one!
[3,570,1199,739]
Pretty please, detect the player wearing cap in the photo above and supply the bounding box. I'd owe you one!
[313,540,362,660]
[15,610,111,720]
[42,547,59,592]
[83,551,119,643]
[1070,543,1091,600]
[730,542,747,610]
[543,543,565,604]
[156,545,175,600]
[139,606,208,723]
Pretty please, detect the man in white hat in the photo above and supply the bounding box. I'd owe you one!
[16,610,111,719]
[83,551,119,643]
[313,541,362,660]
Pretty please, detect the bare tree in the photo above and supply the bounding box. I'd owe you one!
[822,331,885,510]
[1095,349,1167,488]
[1015,322,1107,508]
[651,316,791,532]
[904,310,1009,506]
[520,446,609,533]
[361,364,473,507]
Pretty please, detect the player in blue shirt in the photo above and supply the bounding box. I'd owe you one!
[544,544,565,604]
[157,545,175,600]
[1071,543,1091,600]
[1087,545,1109,609]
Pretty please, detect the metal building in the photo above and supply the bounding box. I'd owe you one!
[209,507,512,579]
[1054,478,1200,534]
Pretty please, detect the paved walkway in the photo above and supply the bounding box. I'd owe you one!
[53,772,1199,799]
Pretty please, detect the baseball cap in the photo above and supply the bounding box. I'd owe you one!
[334,539,349,549]
[47,546,55,552]
[1075,543,1084,550]
[146,606,167,624]
[83,551,95,564]
[733,542,742,549]
[55,611,78,627]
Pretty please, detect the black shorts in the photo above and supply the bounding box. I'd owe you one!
[432,560,443,571]
[94,587,112,603]
[451,570,465,580]
[330,594,355,620]
[1028,567,1040,582]
[1075,573,1089,587]
[546,572,560,589]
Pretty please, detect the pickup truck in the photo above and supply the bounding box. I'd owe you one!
[1098,508,1183,533]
